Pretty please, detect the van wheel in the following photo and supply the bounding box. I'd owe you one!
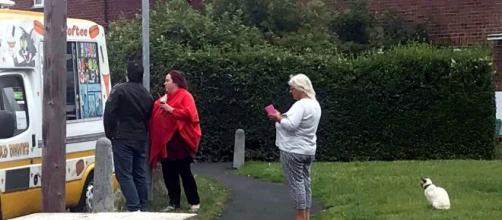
[70,173,94,212]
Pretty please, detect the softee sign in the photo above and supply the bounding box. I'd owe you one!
[33,20,100,39]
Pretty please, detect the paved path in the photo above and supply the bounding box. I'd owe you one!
[192,163,321,220]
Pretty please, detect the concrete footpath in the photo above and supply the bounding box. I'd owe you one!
[12,212,196,220]
[192,163,321,220]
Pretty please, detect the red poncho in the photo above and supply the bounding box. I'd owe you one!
[149,89,201,167]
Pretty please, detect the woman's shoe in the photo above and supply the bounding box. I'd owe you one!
[189,204,200,212]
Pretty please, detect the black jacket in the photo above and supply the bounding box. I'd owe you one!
[103,82,153,141]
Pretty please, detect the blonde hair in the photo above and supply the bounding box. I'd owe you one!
[288,74,316,99]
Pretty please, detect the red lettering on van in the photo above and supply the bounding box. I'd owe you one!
[67,25,89,38]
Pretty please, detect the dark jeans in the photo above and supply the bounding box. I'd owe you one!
[112,139,149,211]
[161,158,200,207]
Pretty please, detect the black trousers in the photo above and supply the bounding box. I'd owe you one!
[160,158,200,207]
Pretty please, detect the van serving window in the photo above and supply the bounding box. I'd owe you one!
[0,75,29,138]
[66,41,103,120]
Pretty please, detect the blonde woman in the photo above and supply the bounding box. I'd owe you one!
[268,74,321,220]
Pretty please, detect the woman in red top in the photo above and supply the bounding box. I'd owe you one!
[149,70,201,212]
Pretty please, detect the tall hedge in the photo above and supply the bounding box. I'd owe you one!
[139,45,493,161]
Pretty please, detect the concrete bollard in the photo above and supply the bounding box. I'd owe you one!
[93,137,114,212]
[233,129,245,169]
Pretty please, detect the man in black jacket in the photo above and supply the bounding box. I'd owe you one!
[103,61,153,211]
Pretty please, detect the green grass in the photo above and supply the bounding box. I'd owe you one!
[236,160,502,220]
[116,175,230,220]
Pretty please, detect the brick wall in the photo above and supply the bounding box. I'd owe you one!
[105,0,143,25]
[330,0,502,45]
[68,0,107,25]
[11,0,145,27]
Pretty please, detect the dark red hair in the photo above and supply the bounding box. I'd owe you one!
[168,70,188,90]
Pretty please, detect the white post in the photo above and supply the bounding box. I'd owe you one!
[233,129,245,169]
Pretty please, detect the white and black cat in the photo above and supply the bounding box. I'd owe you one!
[420,177,451,210]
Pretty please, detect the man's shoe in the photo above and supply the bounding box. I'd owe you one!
[161,205,176,212]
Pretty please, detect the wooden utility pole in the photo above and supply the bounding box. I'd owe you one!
[42,0,67,212]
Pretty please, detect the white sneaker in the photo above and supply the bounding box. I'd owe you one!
[161,205,176,212]
[189,204,200,212]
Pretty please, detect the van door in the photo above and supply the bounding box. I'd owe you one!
[0,72,33,188]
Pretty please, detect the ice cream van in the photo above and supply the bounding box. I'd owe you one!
[0,7,113,219]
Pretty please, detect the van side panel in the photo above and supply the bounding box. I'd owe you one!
[1,188,41,219]
[0,179,90,219]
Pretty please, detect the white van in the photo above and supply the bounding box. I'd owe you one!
[0,8,113,219]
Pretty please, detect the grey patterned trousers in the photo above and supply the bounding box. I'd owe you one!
[280,150,315,209]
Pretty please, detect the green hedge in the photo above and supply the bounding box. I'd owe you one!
[118,45,494,161]
[329,46,495,161]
